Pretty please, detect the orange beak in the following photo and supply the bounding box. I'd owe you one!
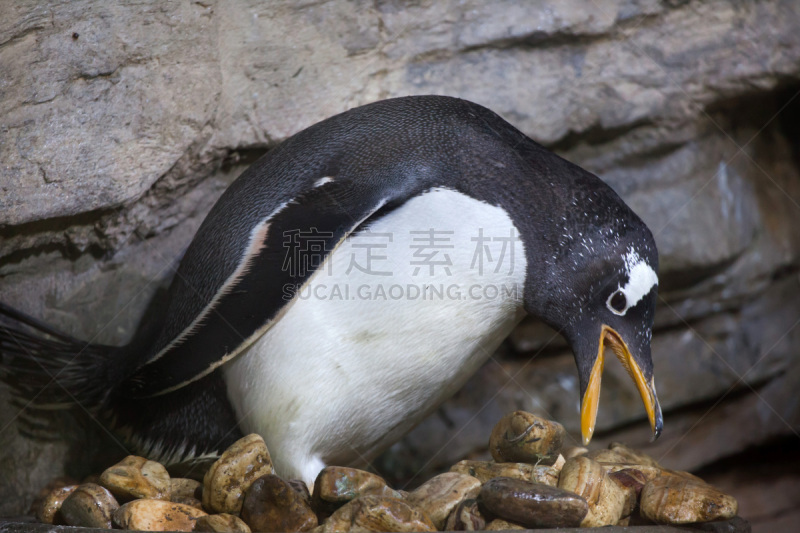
[580,325,662,445]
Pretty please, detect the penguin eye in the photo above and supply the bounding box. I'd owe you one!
[607,290,627,314]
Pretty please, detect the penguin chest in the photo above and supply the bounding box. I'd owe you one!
[222,188,527,479]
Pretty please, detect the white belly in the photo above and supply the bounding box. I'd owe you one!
[222,188,527,482]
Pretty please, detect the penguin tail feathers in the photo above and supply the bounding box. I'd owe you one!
[0,302,116,420]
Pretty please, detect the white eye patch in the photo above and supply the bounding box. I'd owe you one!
[606,251,658,316]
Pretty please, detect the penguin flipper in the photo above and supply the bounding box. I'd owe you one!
[120,178,392,398]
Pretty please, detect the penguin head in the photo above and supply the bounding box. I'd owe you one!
[528,202,662,446]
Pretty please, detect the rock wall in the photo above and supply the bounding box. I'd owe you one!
[2,0,799,526]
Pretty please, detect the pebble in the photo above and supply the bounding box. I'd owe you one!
[484,518,525,530]
[609,468,649,517]
[640,476,738,524]
[100,455,171,501]
[583,472,629,527]
[488,411,565,465]
[599,462,663,481]
[170,478,203,501]
[196,513,252,533]
[169,478,204,509]
[312,466,403,514]
[35,484,78,525]
[558,456,605,506]
[60,483,119,529]
[241,474,318,532]
[558,456,627,527]
[450,460,535,483]
[288,479,312,504]
[318,495,436,532]
[203,434,275,514]
[609,468,648,499]
[114,499,207,531]
[478,477,588,528]
[406,472,481,529]
[444,498,485,531]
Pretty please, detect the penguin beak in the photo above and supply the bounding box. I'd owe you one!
[579,325,663,445]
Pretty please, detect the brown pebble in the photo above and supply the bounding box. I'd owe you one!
[479,477,588,528]
[558,456,627,527]
[172,495,204,510]
[640,476,738,524]
[312,466,402,514]
[599,462,663,481]
[318,495,436,532]
[558,456,605,506]
[406,472,481,529]
[196,513,251,533]
[488,411,565,464]
[444,498,485,531]
[532,464,560,486]
[203,434,274,514]
[170,478,203,502]
[113,499,207,531]
[484,518,526,530]
[35,484,78,524]
[288,479,312,504]
[241,474,317,532]
[60,483,119,529]
[100,455,171,501]
[450,460,536,483]
[609,468,648,502]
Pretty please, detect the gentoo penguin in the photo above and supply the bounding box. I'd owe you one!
[0,96,661,484]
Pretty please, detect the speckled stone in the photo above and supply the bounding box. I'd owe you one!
[195,513,251,533]
[241,474,317,533]
[640,476,738,524]
[406,472,481,529]
[311,466,402,515]
[319,495,436,532]
[100,455,171,501]
[113,499,207,531]
[203,434,274,514]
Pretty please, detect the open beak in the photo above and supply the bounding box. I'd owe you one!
[580,325,663,445]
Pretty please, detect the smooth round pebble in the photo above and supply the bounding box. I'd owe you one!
[113,499,208,531]
[203,434,274,514]
[60,483,119,529]
[35,484,78,524]
[312,466,402,514]
[241,474,318,532]
[488,411,565,464]
[640,476,738,524]
[406,472,481,529]
[100,455,171,501]
[170,478,203,501]
[319,495,436,533]
[196,513,252,533]
[479,477,588,528]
